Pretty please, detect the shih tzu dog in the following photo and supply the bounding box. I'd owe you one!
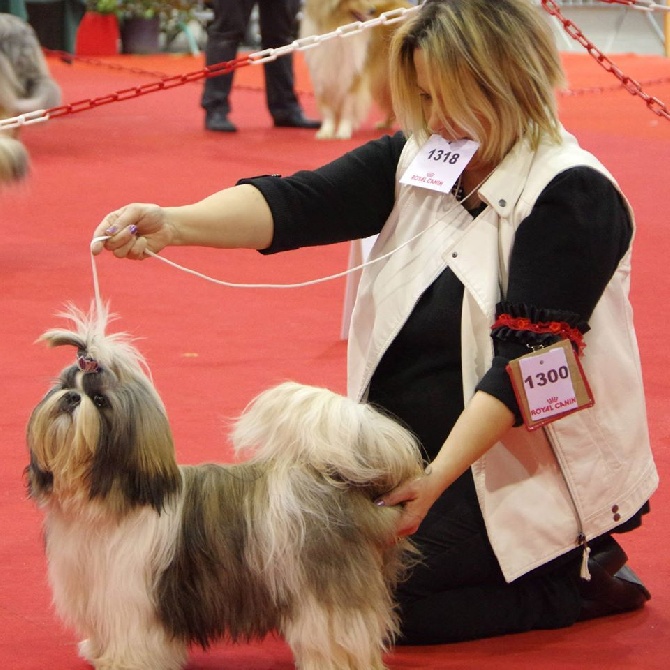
[26,305,425,670]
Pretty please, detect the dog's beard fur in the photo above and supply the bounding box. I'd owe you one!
[26,304,425,670]
[300,0,411,140]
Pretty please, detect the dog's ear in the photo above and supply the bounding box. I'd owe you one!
[24,454,54,500]
[38,303,105,351]
[89,379,181,515]
[38,329,87,352]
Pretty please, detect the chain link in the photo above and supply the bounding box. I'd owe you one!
[561,74,670,96]
[541,0,670,120]
[593,0,670,12]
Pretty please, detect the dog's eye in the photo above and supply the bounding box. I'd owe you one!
[91,394,109,409]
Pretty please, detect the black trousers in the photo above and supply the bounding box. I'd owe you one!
[201,0,302,119]
[395,471,583,644]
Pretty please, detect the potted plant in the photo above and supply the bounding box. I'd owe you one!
[116,0,194,54]
[76,0,121,56]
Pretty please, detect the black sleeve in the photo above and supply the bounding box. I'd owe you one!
[475,166,633,420]
[236,132,406,253]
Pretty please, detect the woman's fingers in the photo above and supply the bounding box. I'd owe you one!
[396,505,426,537]
[375,479,424,537]
[92,207,132,254]
[376,478,420,508]
[92,204,161,257]
[112,231,148,260]
[376,469,445,537]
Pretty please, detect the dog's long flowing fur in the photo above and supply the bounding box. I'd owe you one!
[300,0,412,140]
[26,305,425,670]
[0,14,62,184]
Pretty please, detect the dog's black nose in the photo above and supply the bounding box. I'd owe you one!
[59,391,81,413]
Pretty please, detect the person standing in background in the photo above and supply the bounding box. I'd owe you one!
[201,0,321,132]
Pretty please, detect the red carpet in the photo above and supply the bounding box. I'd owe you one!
[0,47,669,669]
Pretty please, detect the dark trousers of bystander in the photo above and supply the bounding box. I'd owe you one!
[201,0,303,122]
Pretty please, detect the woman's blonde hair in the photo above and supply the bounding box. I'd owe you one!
[390,0,565,165]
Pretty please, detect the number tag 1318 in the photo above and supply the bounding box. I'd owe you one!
[506,339,594,430]
[399,135,479,195]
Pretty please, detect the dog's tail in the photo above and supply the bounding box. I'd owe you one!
[231,381,425,498]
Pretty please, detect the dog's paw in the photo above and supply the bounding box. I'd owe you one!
[335,129,353,140]
[316,119,336,139]
[78,638,98,663]
[335,120,354,140]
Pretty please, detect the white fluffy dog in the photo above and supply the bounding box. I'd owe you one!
[26,306,425,670]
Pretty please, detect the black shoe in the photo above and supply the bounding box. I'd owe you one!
[589,535,628,576]
[205,110,237,133]
[273,112,321,129]
[615,564,652,600]
[578,559,651,621]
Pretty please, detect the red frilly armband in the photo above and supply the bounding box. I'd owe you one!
[491,313,586,354]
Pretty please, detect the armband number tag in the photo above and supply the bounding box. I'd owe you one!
[506,339,594,431]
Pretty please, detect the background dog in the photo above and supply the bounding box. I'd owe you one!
[0,13,62,184]
[0,48,29,184]
[0,131,28,184]
[300,0,413,139]
[26,305,425,670]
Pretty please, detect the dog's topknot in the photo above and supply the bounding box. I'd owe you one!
[38,302,152,384]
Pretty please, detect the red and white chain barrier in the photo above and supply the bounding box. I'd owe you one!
[594,0,669,11]
[0,5,417,132]
[541,0,670,119]
[0,1,668,132]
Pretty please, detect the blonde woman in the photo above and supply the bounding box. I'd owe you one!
[94,0,657,643]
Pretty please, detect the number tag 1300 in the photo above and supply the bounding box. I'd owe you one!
[506,339,594,431]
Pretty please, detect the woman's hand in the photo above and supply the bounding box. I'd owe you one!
[377,468,446,537]
[377,393,517,538]
[91,203,174,260]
